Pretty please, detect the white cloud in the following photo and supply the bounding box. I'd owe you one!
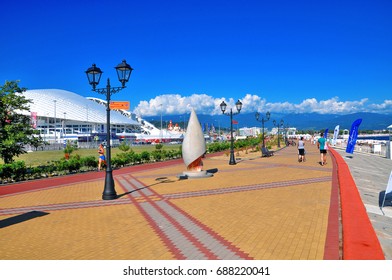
[368,100,392,113]
[134,93,216,117]
[133,93,392,116]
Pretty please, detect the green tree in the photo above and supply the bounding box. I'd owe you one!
[118,141,130,152]
[0,81,43,163]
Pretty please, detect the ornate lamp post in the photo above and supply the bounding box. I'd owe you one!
[255,111,270,149]
[273,119,284,148]
[284,123,289,145]
[85,60,133,200]
[220,100,242,165]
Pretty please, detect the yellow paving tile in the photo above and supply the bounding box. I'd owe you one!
[0,144,334,260]
[171,181,331,260]
[0,204,174,260]
[1,181,104,208]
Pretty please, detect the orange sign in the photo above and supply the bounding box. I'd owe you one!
[110,101,130,110]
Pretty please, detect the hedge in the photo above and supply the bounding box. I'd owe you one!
[0,138,269,184]
[0,148,182,184]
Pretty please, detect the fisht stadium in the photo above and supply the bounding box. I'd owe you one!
[18,89,141,146]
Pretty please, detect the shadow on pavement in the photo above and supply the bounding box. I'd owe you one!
[0,211,49,229]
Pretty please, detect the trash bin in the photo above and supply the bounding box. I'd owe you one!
[372,144,381,154]
[387,141,392,160]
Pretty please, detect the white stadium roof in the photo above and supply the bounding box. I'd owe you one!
[20,89,139,126]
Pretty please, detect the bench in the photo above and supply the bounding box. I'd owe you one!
[262,147,274,157]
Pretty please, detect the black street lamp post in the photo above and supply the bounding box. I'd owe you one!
[85,60,133,200]
[255,111,270,149]
[273,119,284,148]
[220,100,242,165]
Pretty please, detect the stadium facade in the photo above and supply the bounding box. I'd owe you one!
[18,89,141,144]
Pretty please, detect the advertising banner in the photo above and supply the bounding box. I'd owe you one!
[346,119,362,154]
[333,125,339,145]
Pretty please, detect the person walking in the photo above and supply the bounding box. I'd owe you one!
[317,133,327,166]
[298,136,305,162]
[98,143,105,171]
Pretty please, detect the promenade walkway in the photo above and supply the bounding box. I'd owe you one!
[334,147,392,259]
[0,143,384,260]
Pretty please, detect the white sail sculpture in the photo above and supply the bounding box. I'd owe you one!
[180,109,213,178]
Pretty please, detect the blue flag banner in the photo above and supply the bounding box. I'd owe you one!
[324,128,329,139]
[346,118,362,154]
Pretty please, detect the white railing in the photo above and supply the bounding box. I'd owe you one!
[332,141,387,157]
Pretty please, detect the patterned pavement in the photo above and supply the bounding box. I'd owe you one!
[0,144,336,260]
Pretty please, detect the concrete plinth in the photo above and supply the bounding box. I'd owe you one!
[180,170,213,179]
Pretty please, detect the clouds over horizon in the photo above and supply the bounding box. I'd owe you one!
[133,93,392,117]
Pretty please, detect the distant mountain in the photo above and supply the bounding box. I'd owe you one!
[144,112,392,131]
[279,112,392,130]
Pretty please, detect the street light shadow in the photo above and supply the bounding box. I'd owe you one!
[116,177,176,198]
[0,211,49,229]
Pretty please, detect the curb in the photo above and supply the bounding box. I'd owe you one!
[329,148,385,260]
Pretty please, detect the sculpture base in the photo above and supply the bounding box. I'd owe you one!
[179,170,213,179]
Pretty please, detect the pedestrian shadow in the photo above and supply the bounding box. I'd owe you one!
[0,211,49,229]
[117,176,176,198]
[379,191,392,207]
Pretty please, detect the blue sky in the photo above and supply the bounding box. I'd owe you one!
[1,0,391,116]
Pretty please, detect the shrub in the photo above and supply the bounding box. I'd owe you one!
[55,160,68,173]
[0,164,13,181]
[124,150,136,164]
[67,157,81,173]
[2,141,241,185]
[151,150,162,161]
[166,149,177,159]
[0,161,27,181]
[178,146,182,157]
[31,166,42,179]
[82,156,97,170]
[42,163,56,175]
[133,153,141,164]
[12,161,26,181]
[112,154,127,167]
[206,142,220,153]
[207,142,230,153]
[140,151,151,162]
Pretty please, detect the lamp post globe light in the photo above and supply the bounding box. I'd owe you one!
[255,111,270,149]
[273,119,284,148]
[85,60,133,200]
[220,99,242,165]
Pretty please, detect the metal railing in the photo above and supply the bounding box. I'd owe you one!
[332,141,387,157]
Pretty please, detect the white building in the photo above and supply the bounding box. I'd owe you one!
[286,127,297,138]
[239,127,262,137]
